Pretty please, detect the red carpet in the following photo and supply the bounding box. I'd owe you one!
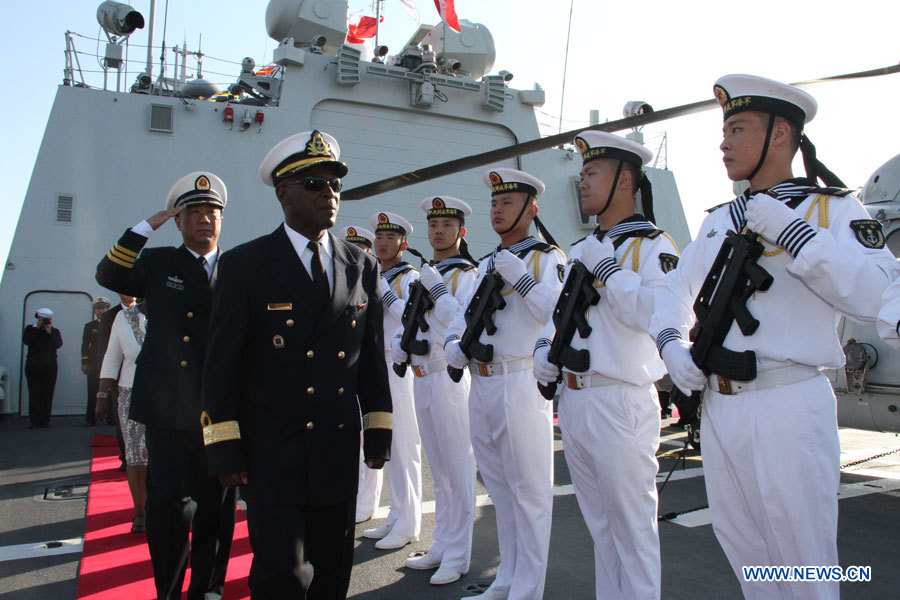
[77,435,252,599]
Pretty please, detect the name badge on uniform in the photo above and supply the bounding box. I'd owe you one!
[267,303,292,311]
[167,275,184,291]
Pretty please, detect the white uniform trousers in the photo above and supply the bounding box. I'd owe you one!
[382,361,423,538]
[413,366,476,572]
[559,382,661,600]
[356,445,383,518]
[469,367,554,600]
[702,373,839,600]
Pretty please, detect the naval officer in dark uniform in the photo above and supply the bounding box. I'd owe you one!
[201,130,392,599]
[95,172,236,600]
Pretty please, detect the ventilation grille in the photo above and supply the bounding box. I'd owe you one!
[482,75,506,112]
[149,104,174,133]
[56,195,74,223]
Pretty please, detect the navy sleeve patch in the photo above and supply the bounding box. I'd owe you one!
[849,219,885,249]
[557,263,566,282]
[659,253,679,273]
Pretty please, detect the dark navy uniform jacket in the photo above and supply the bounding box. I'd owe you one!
[96,229,215,431]
[200,226,393,508]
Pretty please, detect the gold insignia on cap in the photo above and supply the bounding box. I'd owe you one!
[195,175,211,191]
[574,137,588,154]
[347,226,357,236]
[433,198,445,209]
[307,130,332,158]
[489,171,502,186]
[713,85,730,107]
[378,213,389,224]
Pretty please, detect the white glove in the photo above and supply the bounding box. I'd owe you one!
[380,276,399,308]
[533,344,559,385]
[745,193,814,256]
[444,339,468,369]
[391,335,408,365]
[579,235,616,279]
[418,264,447,299]
[493,249,528,286]
[660,338,706,395]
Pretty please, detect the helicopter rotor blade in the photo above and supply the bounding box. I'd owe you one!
[342,62,900,201]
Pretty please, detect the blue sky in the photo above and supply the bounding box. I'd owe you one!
[1,0,898,267]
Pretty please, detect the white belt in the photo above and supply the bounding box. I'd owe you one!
[709,364,821,395]
[562,371,618,390]
[411,359,447,378]
[470,357,533,378]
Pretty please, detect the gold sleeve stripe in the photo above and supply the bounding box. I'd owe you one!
[114,243,139,258]
[201,411,241,445]
[106,251,134,269]
[109,247,136,264]
[362,411,393,431]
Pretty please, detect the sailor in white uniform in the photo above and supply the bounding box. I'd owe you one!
[445,169,565,600]
[878,278,900,350]
[533,132,678,600]
[651,74,897,600]
[338,225,385,524]
[392,196,478,586]
[363,212,424,550]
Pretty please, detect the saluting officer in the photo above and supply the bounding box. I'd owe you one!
[534,132,679,599]
[339,225,386,524]
[445,169,565,600]
[392,196,478,586]
[362,211,424,550]
[650,75,897,600]
[200,130,392,599]
[95,172,236,600]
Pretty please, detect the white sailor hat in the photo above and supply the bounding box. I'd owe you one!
[574,131,653,167]
[36,308,54,318]
[482,168,546,197]
[369,211,413,236]
[339,225,375,248]
[92,297,111,308]
[713,74,817,126]
[165,171,227,211]
[419,196,472,221]
[259,130,348,187]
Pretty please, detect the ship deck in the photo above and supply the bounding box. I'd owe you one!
[1,414,898,599]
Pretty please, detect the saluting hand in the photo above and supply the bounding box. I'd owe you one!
[145,206,184,231]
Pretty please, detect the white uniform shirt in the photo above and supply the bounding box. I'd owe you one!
[650,185,898,371]
[877,278,900,349]
[381,263,419,352]
[407,259,479,365]
[446,239,565,360]
[539,226,679,386]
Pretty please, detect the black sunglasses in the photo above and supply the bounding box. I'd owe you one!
[282,176,342,193]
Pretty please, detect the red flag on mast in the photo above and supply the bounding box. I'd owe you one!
[347,15,379,44]
[433,0,461,33]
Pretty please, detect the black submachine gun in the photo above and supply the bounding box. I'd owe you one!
[393,280,434,377]
[538,261,601,400]
[690,230,773,381]
[447,272,506,383]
